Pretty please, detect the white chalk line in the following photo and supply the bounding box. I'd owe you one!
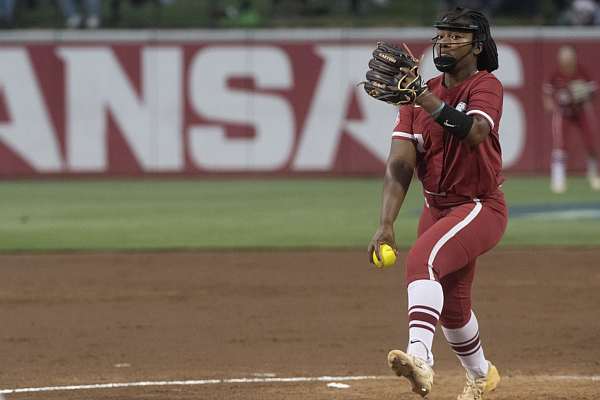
[511,375,600,382]
[1,374,598,394]
[0,376,386,394]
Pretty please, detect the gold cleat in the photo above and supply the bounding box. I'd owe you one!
[388,350,434,397]
[457,361,500,400]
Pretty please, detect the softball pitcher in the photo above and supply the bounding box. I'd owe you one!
[363,7,506,400]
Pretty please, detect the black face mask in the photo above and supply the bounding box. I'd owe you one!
[432,40,476,73]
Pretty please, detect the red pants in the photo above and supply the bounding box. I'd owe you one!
[405,189,508,329]
[552,104,598,153]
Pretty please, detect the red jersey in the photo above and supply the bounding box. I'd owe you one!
[542,65,597,114]
[392,71,504,206]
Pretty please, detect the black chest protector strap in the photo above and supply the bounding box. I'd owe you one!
[434,103,473,141]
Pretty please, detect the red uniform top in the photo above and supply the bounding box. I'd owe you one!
[392,71,504,207]
[542,65,597,114]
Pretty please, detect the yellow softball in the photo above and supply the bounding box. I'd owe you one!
[373,244,396,268]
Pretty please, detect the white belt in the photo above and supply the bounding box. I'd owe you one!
[424,189,447,196]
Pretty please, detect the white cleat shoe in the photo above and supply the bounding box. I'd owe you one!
[388,350,434,397]
[551,180,566,193]
[457,361,500,400]
[589,175,600,190]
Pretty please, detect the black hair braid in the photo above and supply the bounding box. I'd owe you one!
[442,7,499,73]
[469,11,498,73]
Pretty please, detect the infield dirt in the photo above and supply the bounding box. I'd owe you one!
[0,248,598,399]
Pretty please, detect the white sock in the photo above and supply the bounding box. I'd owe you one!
[551,149,566,190]
[442,311,489,379]
[406,279,444,366]
[587,155,598,178]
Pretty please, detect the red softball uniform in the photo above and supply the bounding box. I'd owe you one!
[542,66,599,152]
[392,71,508,329]
[393,71,505,206]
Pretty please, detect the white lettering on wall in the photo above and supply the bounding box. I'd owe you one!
[0,48,62,171]
[57,47,183,172]
[293,46,398,171]
[188,46,294,170]
[0,40,538,176]
[494,44,525,169]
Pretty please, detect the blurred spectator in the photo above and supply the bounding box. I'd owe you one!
[0,0,17,26]
[57,0,101,28]
[557,0,599,25]
[572,0,598,24]
[542,44,600,192]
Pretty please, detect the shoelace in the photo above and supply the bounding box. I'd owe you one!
[458,377,484,400]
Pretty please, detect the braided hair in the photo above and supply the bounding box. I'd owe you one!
[440,7,499,73]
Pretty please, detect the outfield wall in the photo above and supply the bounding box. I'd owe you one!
[0,28,599,178]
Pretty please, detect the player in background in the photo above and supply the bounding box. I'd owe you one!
[368,7,506,400]
[542,44,600,193]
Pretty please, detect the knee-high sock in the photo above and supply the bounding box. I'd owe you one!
[406,279,443,366]
[442,310,489,379]
[551,149,566,188]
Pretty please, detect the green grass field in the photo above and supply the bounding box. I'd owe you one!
[0,176,599,252]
